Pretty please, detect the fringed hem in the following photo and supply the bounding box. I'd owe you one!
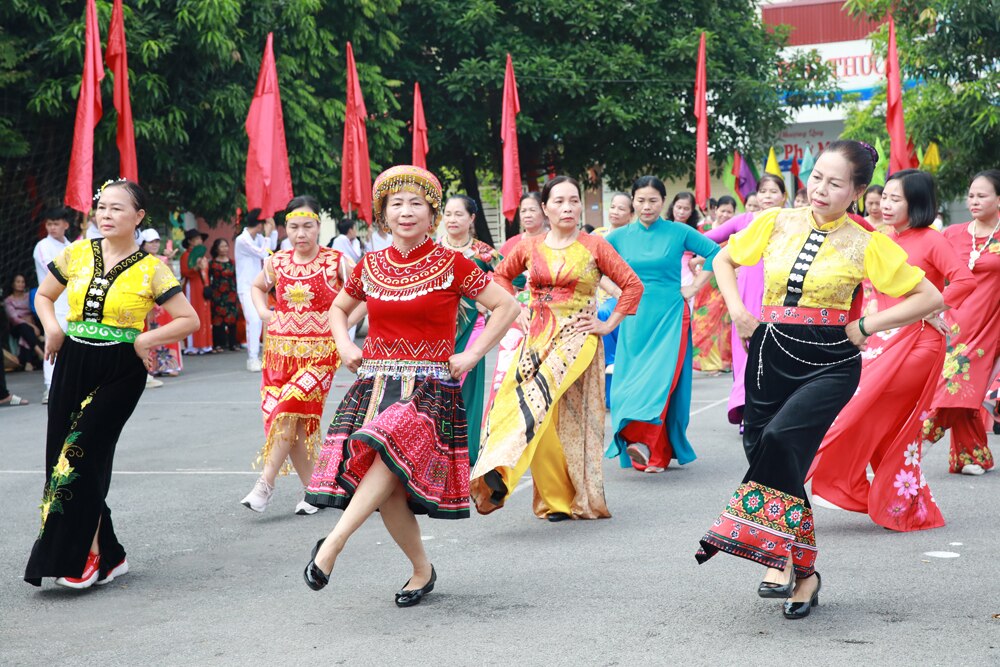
[262,336,338,376]
[254,413,321,476]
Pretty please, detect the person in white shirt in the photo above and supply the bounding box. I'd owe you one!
[83,211,102,240]
[330,218,362,263]
[234,209,277,371]
[32,207,74,404]
[366,224,392,252]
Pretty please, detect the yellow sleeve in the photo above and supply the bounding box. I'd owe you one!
[864,231,925,298]
[49,241,80,284]
[151,259,183,305]
[727,207,779,266]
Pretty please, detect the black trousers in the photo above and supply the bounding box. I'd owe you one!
[24,337,146,585]
[741,323,862,502]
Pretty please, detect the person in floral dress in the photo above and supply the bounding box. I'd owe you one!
[923,170,1000,475]
[209,238,240,351]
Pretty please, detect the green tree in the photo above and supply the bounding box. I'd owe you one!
[390,0,837,236]
[842,0,1000,199]
[1,0,405,224]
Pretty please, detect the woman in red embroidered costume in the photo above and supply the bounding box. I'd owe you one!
[240,196,353,516]
[302,166,518,605]
[808,170,975,531]
[470,176,644,521]
[694,141,943,619]
[438,194,501,465]
[923,170,1000,475]
[179,228,213,354]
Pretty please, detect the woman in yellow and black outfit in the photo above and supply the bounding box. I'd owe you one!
[24,180,198,590]
[694,142,943,619]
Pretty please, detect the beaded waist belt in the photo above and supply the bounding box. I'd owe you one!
[357,359,454,380]
[760,306,849,326]
[68,321,139,343]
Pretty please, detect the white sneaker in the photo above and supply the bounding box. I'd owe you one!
[247,358,262,372]
[146,375,164,388]
[241,477,274,512]
[961,464,986,476]
[626,443,651,467]
[95,558,129,585]
[42,387,49,405]
[294,498,319,515]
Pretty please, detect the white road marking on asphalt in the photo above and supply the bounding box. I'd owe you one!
[690,397,729,416]
[923,551,961,558]
[949,542,963,546]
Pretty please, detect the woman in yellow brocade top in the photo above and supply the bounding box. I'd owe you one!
[25,180,199,590]
[471,176,644,522]
[694,141,943,620]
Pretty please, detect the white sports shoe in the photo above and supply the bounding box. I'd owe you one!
[294,498,319,515]
[146,375,164,388]
[247,358,262,372]
[42,387,49,405]
[95,558,129,585]
[241,477,274,512]
[961,464,986,476]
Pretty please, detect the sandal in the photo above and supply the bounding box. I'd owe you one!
[0,393,29,406]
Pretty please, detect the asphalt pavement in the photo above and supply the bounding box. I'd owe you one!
[1,350,998,666]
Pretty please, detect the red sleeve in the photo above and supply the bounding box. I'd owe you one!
[584,234,644,315]
[345,259,366,301]
[932,233,975,310]
[493,238,530,295]
[453,253,492,298]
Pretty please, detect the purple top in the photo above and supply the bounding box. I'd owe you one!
[3,294,33,325]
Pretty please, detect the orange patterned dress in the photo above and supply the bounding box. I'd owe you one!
[257,247,344,470]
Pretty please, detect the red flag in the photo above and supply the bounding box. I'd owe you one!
[693,32,710,209]
[500,54,522,222]
[244,33,294,220]
[790,154,803,191]
[65,0,105,213]
[412,82,429,169]
[105,0,137,181]
[886,17,917,173]
[341,42,373,222]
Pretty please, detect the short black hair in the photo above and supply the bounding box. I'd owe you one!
[821,140,876,189]
[337,218,355,236]
[39,206,74,225]
[541,176,581,204]
[717,195,738,209]
[446,194,478,217]
[667,191,701,228]
[631,175,667,199]
[885,169,937,229]
[101,179,147,211]
[610,192,634,213]
[243,208,263,227]
[285,195,321,215]
[757,173,787,195]
[972,169,1000,196]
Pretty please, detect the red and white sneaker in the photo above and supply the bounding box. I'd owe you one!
[55,552,100,589]
[95,558,129,586]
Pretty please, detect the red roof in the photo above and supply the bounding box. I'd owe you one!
[761,0,882,46]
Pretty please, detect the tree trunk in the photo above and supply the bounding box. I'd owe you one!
[461,153,494,247]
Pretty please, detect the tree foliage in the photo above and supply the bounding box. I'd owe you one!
[1,0,836,246]
[842,0,1000,198]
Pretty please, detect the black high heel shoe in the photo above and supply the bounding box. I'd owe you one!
[394,566,436,607]
[783,572,821,619]
[303,538,330,591]
[758,566,795,598]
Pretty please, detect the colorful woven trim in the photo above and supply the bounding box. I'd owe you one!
[761,306,849,326]
[68,320,139,343]
[286,210,319,222]
[357,359,453,380]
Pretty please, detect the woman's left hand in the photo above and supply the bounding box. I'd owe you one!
[680,284,698,301]
[573,313,607,336]
[448,350,479,379]
[845,320,868,351]
[134,332,155,371]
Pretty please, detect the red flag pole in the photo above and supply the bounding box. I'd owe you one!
[244,32,294,219]
[65,0,105,213]
[693,32,710,210]
[412,82,429,169]
[106,0,137,181]
[341,42,373,222]
[500,54,522,223]
[886,16,913,174]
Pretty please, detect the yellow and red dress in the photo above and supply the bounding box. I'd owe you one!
[257,247,344,470]
[471,233,643,519]
[306,238,492,519]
